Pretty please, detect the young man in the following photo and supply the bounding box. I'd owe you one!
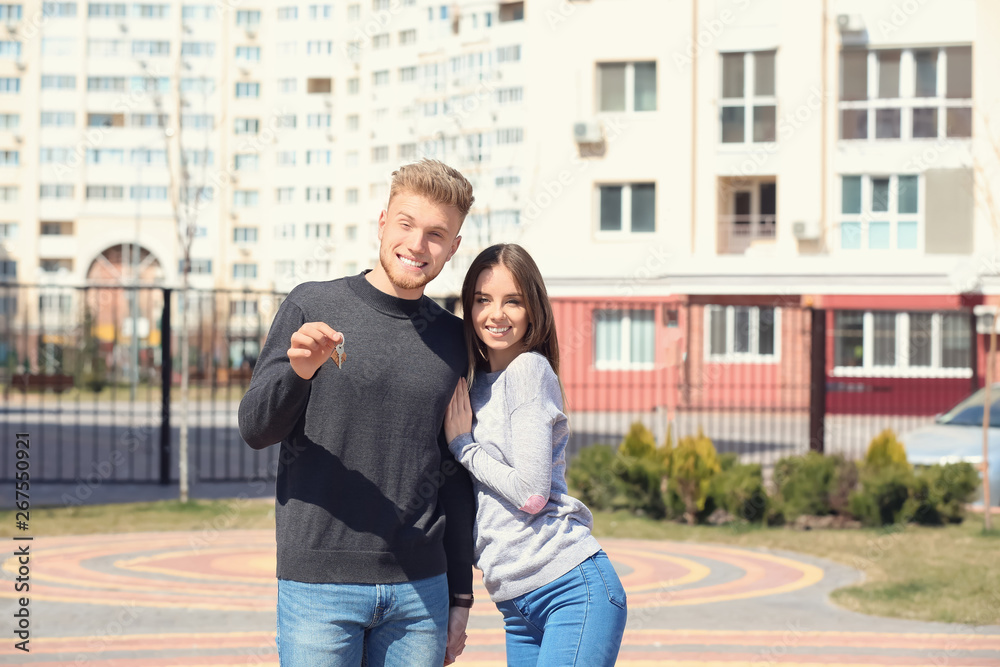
[239,159,477,666]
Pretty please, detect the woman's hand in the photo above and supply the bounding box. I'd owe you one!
[444,378,473,444]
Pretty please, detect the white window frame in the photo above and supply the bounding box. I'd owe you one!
[837,174,923,252]
[831,311,972,378]
[594,182,656,236]
[838,47,973,142]
[593,308,656,371]
[703,306,782,364]
[719,50,776,145]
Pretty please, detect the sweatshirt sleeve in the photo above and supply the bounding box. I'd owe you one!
[436,429,476,596]
[238,297,314,450]
[448,355,557,514]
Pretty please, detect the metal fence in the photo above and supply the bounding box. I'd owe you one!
[0,285,983,483]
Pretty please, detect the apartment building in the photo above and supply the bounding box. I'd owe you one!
[515,0,1000,416]
[0,0,527,366]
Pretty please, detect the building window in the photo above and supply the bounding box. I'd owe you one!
[305,187,332,202]
[133,3,169,19]
[232,263,258,279]
[276,151,296,166]
[275,187,294,204]
[598,61,657,113]
[277,114,296,128]
[705,306,779,362]
[347,3,360,20]
[39,294,73,313]
[41,111,74,126]
[372,33,389,49]
[42,2,77,17]
[371,146,389,163]
[496,44,521,63]
[594,309,655,370]
[40,184,75,199]
[308,4,331,19]
[129,185,168,200]
[306,150,331,166]
[181,258,212,275]
[0,76,18,93]
[839,174,920,250]
[233,153,258,171]
[307,113,331,128]
[499,1,523,22]
[833,310,971,377]
[180,113,212,130]
[181,5,214,20]
[235,9,260,26]
[274,223,295,239]
[0,149,18,166]
[495,87,523,105]
[346,114,359,131]
[132,40,170,57]
[41,75,76,90]
[840,46,972,141]
[0,222,17,239]
[0,5,23,21]
[230,299,258,316]
[0,41,21,59]
[0,186,17,201]
[233,226,258,243]
[495,128,523,145]
[598,183,655,233]
[40,147,73,164]
[305,223,331,239]
[720,51,775,143]
[346,188,359,204]
[235,82,260,98]
[234,117,259,134]
[130,148,167,165]
[233,190,259,207]
[306,40,333,55]
[86,185,124,200]
[235,45,261,62]
[398,143,417,161]
[278,78,296,94]
[277,6,298,20]
[0,259,16,280]
[399,29,416,45]
[86,148,124,165]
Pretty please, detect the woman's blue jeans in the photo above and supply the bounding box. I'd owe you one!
[276,574,448,666]
[494,550,627,666]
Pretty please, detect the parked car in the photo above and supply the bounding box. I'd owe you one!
[901,384,1000,508]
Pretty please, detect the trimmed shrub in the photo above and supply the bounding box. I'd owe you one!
[669,430,720,525]
[616,422,670,517]
[710,454,768,523]
[849,463,914,526]
[567,444,623,511]
[908,462,980,525]
[864,429,909,470]
[619,422,657,459]
[773,452,840,519]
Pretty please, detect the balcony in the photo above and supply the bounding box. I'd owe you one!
[718,214,776,255]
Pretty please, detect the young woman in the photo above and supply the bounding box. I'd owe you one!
[444,243,627,666]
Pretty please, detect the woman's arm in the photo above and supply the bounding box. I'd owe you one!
[444,372,555,514]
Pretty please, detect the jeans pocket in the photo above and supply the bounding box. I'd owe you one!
[591,551,627,610]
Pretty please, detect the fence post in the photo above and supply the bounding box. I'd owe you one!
[159,288,172,485]
[808,308,826,454]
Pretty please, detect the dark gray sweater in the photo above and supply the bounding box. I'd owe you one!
[238,272,474,594]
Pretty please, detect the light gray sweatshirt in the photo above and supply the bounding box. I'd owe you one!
[448,351,601,602]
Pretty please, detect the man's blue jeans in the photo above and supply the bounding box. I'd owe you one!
[494,550,627,666]
[276,574,448,666]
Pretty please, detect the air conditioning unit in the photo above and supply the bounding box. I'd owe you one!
[974,306,999,334]
[239,67,250,77]
[245,29,257,39]
[792,220,820,240]
[238,246,251,256]
[573,120,602,144]
[836,14,865,33]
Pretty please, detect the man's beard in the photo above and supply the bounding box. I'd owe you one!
[379,245,432,292]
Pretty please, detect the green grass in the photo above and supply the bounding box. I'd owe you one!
[2,501,997,626]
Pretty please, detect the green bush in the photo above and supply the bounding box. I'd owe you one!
[849,463,914,526]
[619,422,658,459]
[669,430,720,525]
[616,422,670,517]
[710,454,768,523]
[567,444,623,511]
[773,452,840,519]
[864,429,909,469]
[908,462,980,525]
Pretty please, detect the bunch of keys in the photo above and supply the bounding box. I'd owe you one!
[333,334,346,369]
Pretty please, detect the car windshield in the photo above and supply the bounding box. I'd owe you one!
[937,385,1000,427]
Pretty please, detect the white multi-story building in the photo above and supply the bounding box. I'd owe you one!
[0,0,528,299]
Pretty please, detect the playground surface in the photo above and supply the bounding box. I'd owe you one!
[2,530,999,666]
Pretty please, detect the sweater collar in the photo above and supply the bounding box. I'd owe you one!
[347,270,430,319]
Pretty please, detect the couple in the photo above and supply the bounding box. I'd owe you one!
[238,159,627,666]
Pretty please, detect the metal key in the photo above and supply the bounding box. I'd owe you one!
[334,336,346,369]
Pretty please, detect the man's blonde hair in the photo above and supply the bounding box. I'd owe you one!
[388,159,475,219]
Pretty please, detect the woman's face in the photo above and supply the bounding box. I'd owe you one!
[471,264,530,371]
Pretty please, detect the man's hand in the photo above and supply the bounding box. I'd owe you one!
[286,322,343,380]
[444,605,470,665]
[444,378,473,444]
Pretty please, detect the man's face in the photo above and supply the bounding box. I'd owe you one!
[376,190,463,297]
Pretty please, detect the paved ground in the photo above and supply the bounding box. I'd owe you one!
[1,529,998,666]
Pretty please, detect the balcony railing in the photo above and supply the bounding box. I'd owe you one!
[718,214,776,254]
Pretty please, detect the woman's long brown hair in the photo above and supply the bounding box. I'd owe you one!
[461,244,561,391]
